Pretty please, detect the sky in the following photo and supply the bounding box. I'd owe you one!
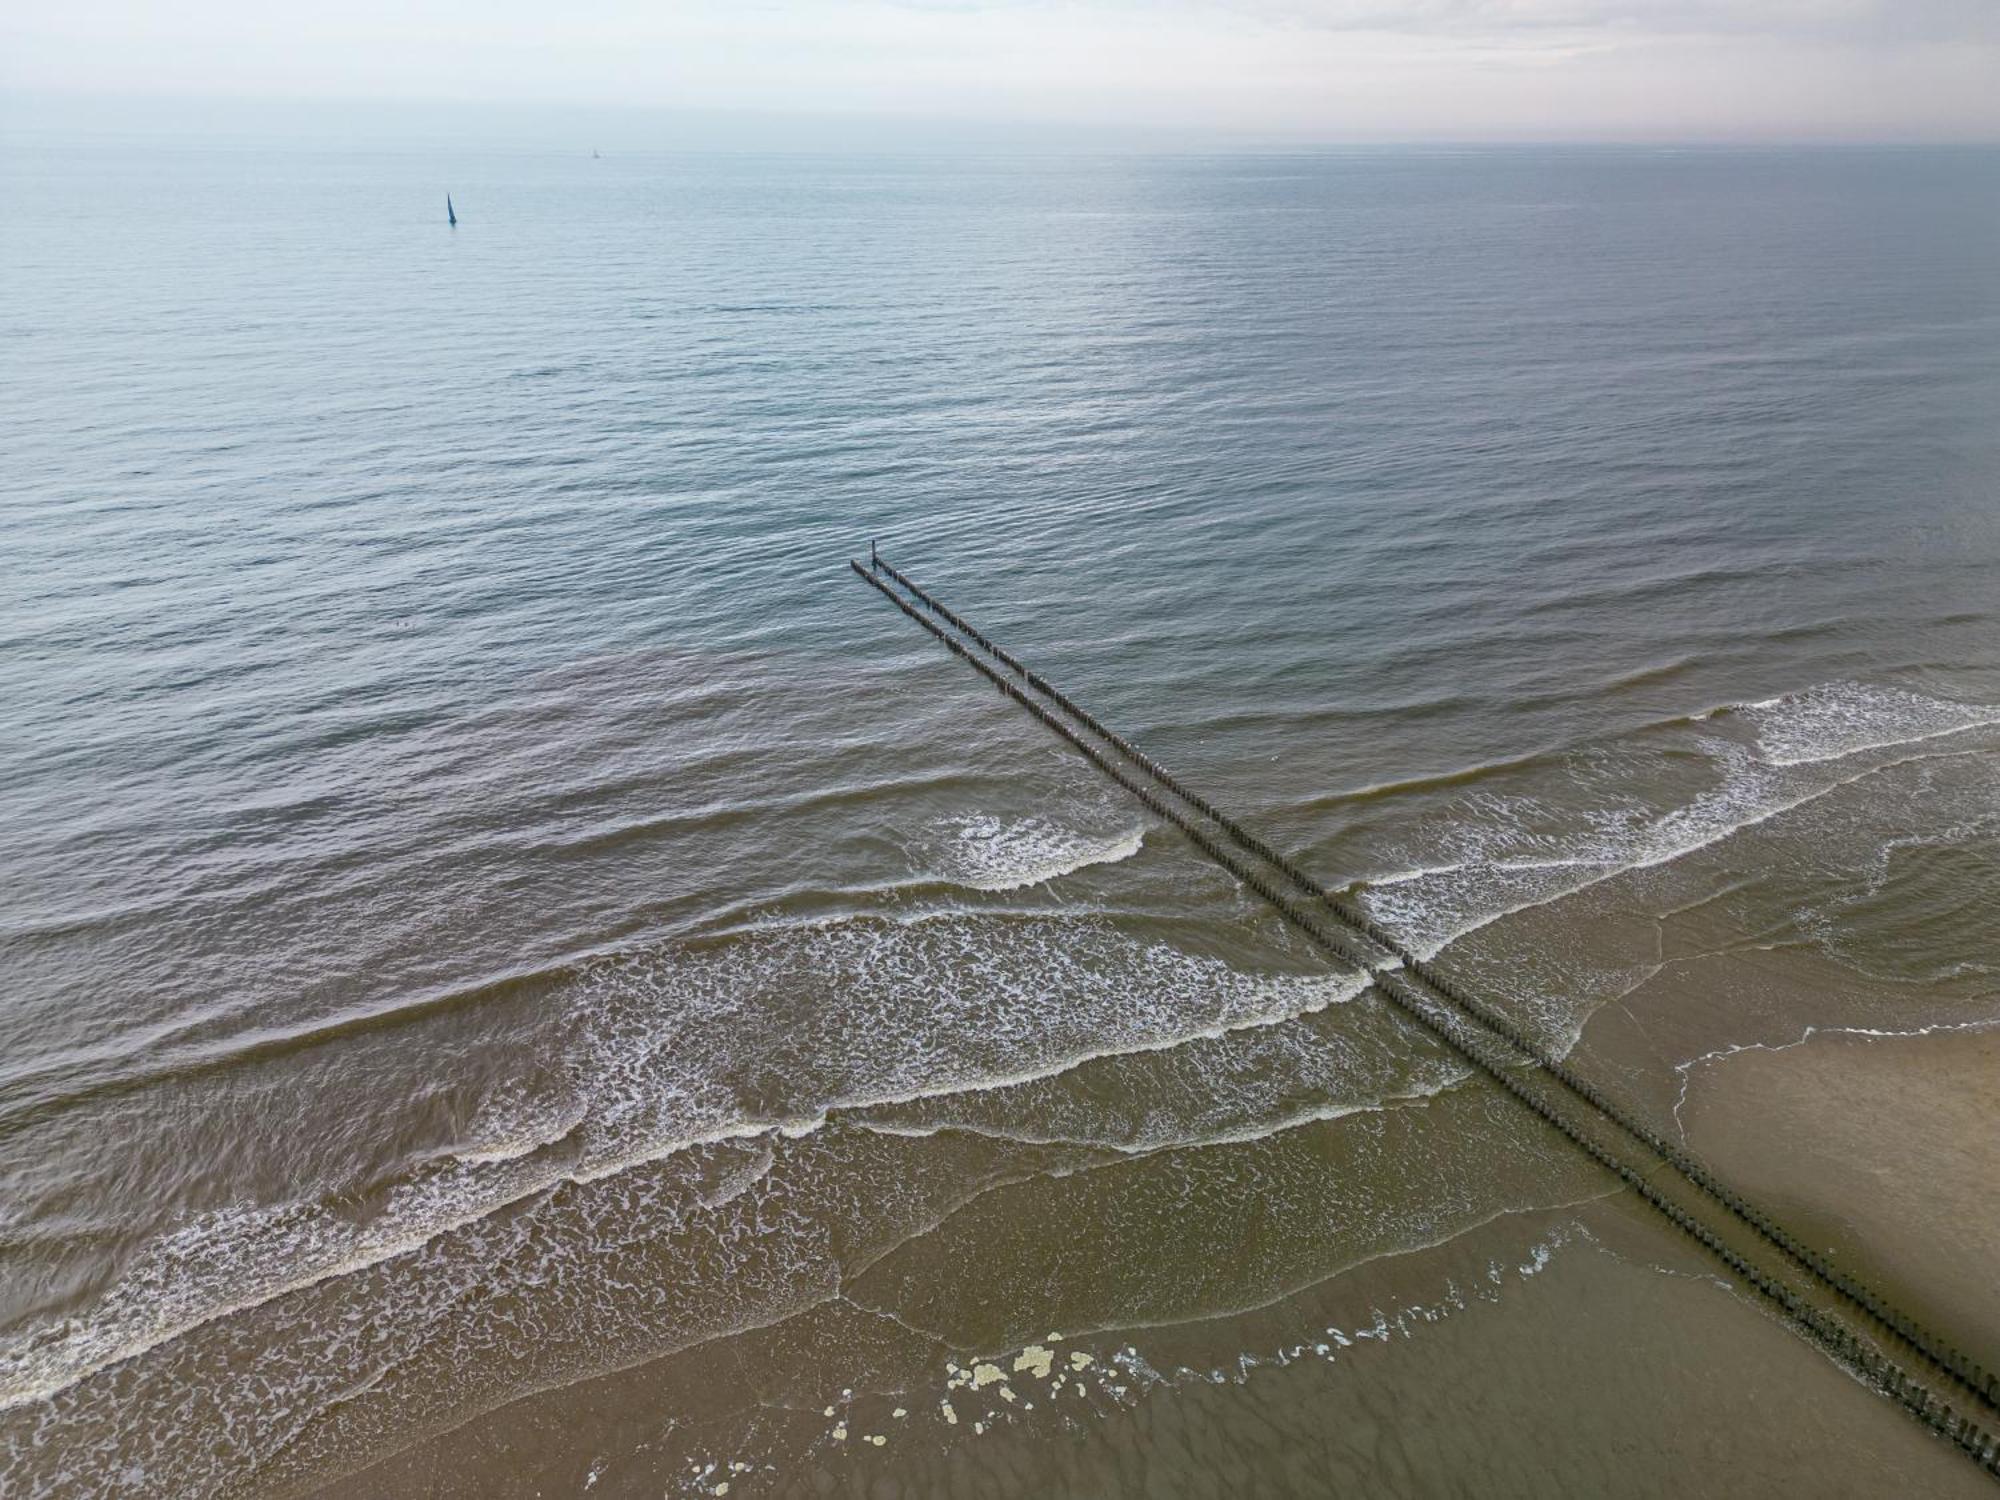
[5,1,1999,145]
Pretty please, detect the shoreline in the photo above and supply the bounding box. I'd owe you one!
[1677,1020,2000,1370]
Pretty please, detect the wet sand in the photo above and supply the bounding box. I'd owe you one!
[1678,1023,2000,1368]
[331,1196,1988,1499]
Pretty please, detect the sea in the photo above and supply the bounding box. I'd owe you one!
[2,141,1999,1498]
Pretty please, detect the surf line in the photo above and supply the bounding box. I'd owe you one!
[850,550,2000,1480]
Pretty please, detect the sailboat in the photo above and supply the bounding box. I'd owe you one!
[447,194,458,227]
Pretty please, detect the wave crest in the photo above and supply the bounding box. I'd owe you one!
[924,814,1147,892]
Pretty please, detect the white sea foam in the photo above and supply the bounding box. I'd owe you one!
[1359,682,1999,969]
[1739,681,2000,767]
[1669,1016,2000,1135]
[0,913,1357,1413]
[853,989,1460,1155]
[855,1078,1455,1158]
[925,814,1147,892]
[1360,754,1840,964]
[896,1215,1599,1448]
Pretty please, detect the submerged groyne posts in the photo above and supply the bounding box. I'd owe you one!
[851,550,2000,1481]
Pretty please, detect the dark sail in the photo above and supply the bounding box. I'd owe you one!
[447,194,457,227]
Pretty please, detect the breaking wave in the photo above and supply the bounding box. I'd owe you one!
[921,813,1148,892]
[0,913,1359,1412]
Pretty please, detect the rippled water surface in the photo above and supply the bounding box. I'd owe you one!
[3,144,1999,1497]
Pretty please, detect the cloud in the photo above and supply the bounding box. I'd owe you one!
[1233,0,2000,42]
[4,0,1997,142]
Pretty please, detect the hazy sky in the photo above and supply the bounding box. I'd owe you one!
[6,1,1999,144]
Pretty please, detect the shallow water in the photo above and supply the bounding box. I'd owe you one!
[2,143,1998,1496]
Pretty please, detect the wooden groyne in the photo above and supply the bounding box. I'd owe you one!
[852,550,2000,1481]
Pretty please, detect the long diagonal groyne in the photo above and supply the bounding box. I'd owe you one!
[851,551,2000,1481]
[867,552,1998,1409]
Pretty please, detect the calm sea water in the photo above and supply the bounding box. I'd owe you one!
[3,143,1999,1498]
